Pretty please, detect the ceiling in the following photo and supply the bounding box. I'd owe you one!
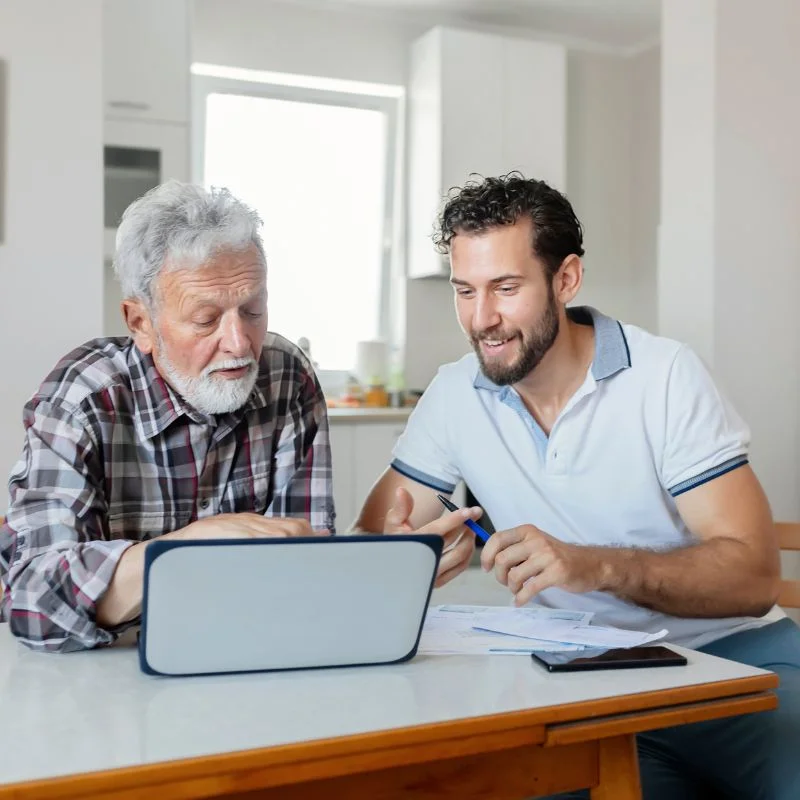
[277,0,661,51]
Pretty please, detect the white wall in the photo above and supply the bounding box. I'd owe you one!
[0,1,104,501]
[193,0,421,85]
[660,0,800,523]
[658,0,717,365]
[192,0,658,389]
[629,46,660,332]
[566,47,660,334]
[712,0,800,522]
[567,51,632,324]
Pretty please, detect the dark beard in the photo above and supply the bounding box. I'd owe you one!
[473,291,560,386]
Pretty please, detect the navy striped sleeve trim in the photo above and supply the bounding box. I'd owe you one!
[668,456,749,497]
[390,460,457,494]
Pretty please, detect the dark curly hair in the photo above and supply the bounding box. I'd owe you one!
[433,172,585,278]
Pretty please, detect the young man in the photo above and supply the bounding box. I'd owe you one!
[356,174,799,799]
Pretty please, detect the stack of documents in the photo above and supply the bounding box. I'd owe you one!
[418,605,667,656]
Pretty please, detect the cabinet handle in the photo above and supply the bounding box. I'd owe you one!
[107,100,150,111]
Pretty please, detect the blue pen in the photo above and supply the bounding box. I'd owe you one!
[436,494,491,543]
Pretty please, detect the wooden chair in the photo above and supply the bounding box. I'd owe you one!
[777,522,800,608]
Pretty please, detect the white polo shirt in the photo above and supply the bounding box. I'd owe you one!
[392,306,771,649]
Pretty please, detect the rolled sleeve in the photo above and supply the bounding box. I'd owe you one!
[660,346,750,497]
[391,368,462,493]
[0,399,131,652]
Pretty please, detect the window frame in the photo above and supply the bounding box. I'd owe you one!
[191,68,402,366]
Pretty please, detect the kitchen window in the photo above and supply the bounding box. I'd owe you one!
[192,64,403,372]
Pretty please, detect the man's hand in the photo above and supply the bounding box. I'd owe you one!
[176,513,327,541]
[384,487,482,587]
[481,524,604,606]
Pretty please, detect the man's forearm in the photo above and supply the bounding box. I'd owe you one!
[597,538,779,618]
[95,541,147,628]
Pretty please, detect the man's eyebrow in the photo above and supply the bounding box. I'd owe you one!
[449,274,526,286]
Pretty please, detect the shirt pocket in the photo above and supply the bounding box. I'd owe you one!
[218,471,272,515]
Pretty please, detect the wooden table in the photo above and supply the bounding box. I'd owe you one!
[0,626,777,799]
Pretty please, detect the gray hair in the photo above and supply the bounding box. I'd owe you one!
[113,180,266,303]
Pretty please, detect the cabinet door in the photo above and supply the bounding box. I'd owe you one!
[352,423,407,529]
[440,29,505,190]
[328,424,356,534]
[103,0,190,124]
[407,28,444,279]
[502,38,567,190]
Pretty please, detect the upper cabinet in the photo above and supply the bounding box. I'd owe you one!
[102,0,191,125]
[407,28,568,278]
[101,0,192,337]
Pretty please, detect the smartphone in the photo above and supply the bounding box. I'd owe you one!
[530,645,688,672]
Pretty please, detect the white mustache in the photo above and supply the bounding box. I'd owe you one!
[204,358,256,378]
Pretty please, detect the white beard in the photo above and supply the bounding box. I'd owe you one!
[158,347,259,415]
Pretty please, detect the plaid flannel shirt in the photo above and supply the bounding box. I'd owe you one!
[0,333,334,652]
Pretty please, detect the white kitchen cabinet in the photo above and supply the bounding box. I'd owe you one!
[352,422,409,515]
[407,27,568,278]
[328,423,357,533]
[329,419,406,533]
[102,0,191,125]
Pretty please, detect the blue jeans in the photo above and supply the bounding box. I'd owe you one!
[542,618,800,800]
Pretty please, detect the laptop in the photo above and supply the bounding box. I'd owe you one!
[138,534,443,677]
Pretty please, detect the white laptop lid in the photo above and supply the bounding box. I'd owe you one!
[138,534,442,677]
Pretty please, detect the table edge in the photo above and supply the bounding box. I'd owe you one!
[0,672,778,799]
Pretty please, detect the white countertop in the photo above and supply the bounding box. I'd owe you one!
[0,624,772,787]
[327,407,413,423]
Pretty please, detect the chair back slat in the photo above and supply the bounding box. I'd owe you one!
[777,523,800,608]
[777,522,800,551]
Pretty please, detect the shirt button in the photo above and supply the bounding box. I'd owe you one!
[552,450,558,460]
[199,497,210,509]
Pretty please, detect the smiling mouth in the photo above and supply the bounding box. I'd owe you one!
[478,335,517,354]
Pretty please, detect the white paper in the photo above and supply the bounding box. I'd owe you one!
[473,616,669,649]
[437,604,595,625]
[418,606,585,655]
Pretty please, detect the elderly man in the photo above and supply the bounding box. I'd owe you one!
[0,181,476,653]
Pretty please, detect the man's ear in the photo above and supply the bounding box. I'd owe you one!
[553,254,584,305]
[122,298,156,354]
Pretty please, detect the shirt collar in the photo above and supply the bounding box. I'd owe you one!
[472,305,631,393]
[127,343,270,441]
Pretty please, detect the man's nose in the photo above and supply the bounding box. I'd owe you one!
[219,313,250,358]
[473,293,501,333]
